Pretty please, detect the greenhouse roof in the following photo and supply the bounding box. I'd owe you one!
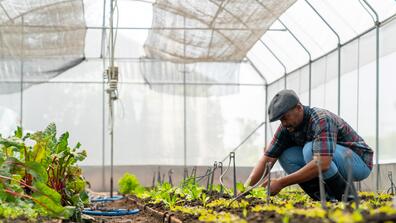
[1,0,396,86]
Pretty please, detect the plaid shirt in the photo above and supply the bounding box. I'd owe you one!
[265,106,373,170]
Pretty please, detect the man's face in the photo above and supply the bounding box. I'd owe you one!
[280,105,304,132]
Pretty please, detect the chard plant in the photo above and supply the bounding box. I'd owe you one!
[0,123,89,221]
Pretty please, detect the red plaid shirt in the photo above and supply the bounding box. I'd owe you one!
[265,106,373,169]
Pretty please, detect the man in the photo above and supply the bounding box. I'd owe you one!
[245,89,373,200]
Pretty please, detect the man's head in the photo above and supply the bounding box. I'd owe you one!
[268,89,304,132]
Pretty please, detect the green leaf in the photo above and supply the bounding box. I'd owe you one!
[66,177,86,194]
[25,161,48,183]
[43,123,57,138]
[0,138,23,149]
[118,173,141,195]
[32,193,71,218]
[56,132,69,154]
[32,143,46,162]
[14,127,23,139]
[236,182,246,193]
[33,181,62,204]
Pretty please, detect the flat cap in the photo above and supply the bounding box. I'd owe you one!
[268,89,300,122]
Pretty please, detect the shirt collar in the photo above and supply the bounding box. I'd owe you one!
[294,105,311,131]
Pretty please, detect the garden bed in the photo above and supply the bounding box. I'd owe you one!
[108,173,396,223]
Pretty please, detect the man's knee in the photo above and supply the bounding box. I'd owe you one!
[278,146,305,174]
[302,141,314,163]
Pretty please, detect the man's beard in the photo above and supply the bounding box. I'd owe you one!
[286,127,295,132]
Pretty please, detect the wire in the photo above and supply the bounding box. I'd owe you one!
[228,161,271,206]
[219,157,232,189]
[220,121,265,163]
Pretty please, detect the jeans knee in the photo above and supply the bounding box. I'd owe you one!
[302,142,314,163]
[278,146,305,174]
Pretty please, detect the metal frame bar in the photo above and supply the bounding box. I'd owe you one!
[183,16,187,169]
[0,24,288,31]
[88,26,288,31]
[267,17,391,84]
[1,80,266,86]
[259,39,287,89]
[100,0,107,193]
[278,19,313,105]
[263,0,396,193]
[245,57,268,147]
[20,16,24,128]
[360,0,380,193]
[304,0,341,115]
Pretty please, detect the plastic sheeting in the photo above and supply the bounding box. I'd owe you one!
[0,0,86,94]
[144,0,296,63]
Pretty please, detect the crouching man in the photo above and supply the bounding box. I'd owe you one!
[245,89,373,200]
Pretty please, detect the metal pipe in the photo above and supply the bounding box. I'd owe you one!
[246,57,268,139]
[231,152,237,197]
[101,0,107,194]
[246,57,268,84]
[266,162,271,205]
[315,154,327,210]
[85,26,289,31]
[209,162,217,194]
[109,0,115,199]
[265,85,268,145]
[183,16,187,170]
[361,0,380,194]
[7,80,266,86]
[218,162,224,194]
[220,122,265,163]
[278,19,313,105]
[259,39,287,89]
[20,16,24,128]
[304,0,341,115]
[206,167,212,190]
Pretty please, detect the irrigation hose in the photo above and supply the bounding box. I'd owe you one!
[82,208,140,216]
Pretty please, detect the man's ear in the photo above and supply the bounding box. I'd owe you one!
[296,103,303,112]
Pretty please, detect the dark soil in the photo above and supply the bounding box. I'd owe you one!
[88,195,396,223]
[90,197,162,223]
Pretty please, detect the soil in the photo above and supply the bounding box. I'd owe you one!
[86,194,396,223]
[90,197,162,223]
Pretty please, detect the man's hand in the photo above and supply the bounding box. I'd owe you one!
[245,155,277,186]
[262,178,286,196]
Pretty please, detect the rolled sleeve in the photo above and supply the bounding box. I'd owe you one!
[265,126,290,158]
[312,117,337,156]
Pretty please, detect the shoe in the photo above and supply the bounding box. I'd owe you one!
[324,171,357,201]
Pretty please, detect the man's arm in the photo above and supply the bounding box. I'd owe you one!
[277,155,332,188]
[245,155,277,186]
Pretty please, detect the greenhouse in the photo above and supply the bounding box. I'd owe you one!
[1,0,396,222]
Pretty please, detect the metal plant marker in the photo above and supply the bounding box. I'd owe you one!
[168,169,174,186]
[218,162,224,195]
[315,154,327,210]
[209,162,218,194]
[152,171,156,187]
[266,162,272,205]
[387,171,396,194]
[343,151,359,208]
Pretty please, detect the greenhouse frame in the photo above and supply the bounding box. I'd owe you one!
[1,0,396,222]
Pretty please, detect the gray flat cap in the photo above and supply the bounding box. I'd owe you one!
[268,89,300,122]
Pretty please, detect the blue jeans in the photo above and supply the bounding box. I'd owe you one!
[278,142,371,181]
